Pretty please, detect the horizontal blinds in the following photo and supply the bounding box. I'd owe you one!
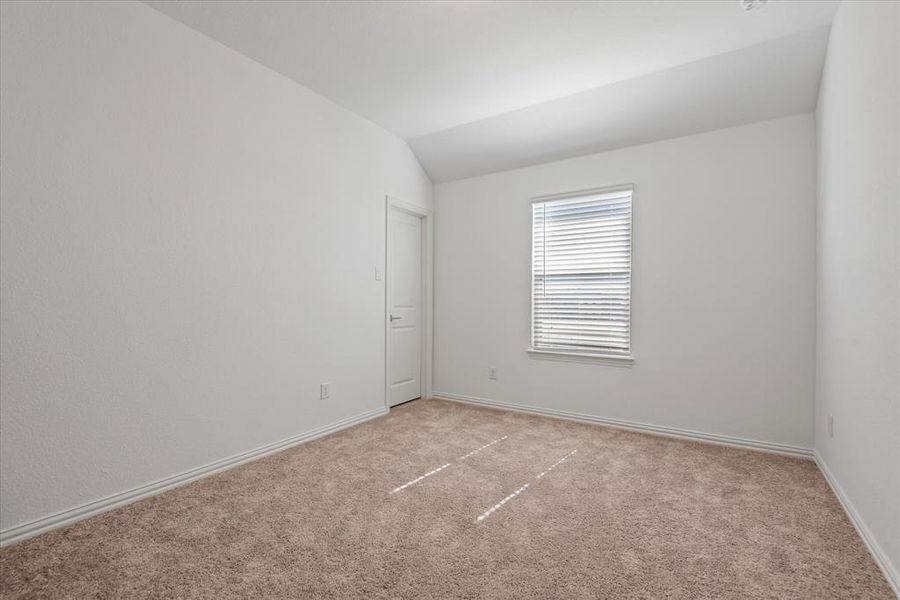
[532,188,632,355]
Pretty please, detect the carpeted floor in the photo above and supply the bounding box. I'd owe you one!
[0,399,894,599]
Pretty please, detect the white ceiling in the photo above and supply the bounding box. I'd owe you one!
[410,27,829,181]
[144,0,837,182]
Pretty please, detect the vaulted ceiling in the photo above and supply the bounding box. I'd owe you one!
[145,0,837,182]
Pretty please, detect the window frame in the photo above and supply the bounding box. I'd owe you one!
[528,184,635,367]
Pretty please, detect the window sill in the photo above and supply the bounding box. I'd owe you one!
[526,348,635,367]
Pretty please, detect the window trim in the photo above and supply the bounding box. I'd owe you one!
[526,348,635,366]
[528,184,635,364]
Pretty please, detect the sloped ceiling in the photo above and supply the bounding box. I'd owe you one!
[145,0,837,182]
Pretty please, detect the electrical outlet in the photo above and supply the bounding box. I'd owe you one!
[320,382,330,400]
[827,414,834,438]
[375,267,383,281]
[488,367,498,380]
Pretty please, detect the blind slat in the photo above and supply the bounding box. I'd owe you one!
[532,189,632,355]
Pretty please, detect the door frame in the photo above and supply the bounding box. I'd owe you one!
[384,195,433,409]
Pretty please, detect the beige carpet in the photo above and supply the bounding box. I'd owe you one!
[0,399,894,599]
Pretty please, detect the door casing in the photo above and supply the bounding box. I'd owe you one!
[384,196,433,409]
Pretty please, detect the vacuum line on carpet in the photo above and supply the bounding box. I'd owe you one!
[390,463,452,494]
[458,435,508,460]
[476,449,577,523]
[536,449,577,479]
[389,436,509,495]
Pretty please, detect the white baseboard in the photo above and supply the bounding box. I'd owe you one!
[814,451,900,597]
[432,392,898,594]
[0,406,388,547]
[431,391,814,459]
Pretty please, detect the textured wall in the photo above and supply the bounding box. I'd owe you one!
[435,115,817,448]
[0,0,431,532]
[815,0,900,585]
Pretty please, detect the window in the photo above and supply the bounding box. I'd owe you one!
[530,186,633,362]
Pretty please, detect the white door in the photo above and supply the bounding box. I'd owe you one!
[387,208,423,407]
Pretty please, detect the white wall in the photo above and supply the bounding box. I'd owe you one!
[815,0,900,586]
[0,0,431,533]
[434,115,817,449]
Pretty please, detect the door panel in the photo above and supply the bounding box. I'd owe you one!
[388,209,422,406]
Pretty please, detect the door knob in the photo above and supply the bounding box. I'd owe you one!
[390,314,402,321]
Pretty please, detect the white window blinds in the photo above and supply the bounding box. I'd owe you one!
[531,186,633,357]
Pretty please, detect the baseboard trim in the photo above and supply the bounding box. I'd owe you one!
[0,406,388,547]
[431,391,813,459]
[813,451,900,597]
[431,392,896,593]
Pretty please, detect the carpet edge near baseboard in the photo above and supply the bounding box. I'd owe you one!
[431,391,898,598]
[813,451,900,598]
[0,405,388,547]
[431,391,813,458]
